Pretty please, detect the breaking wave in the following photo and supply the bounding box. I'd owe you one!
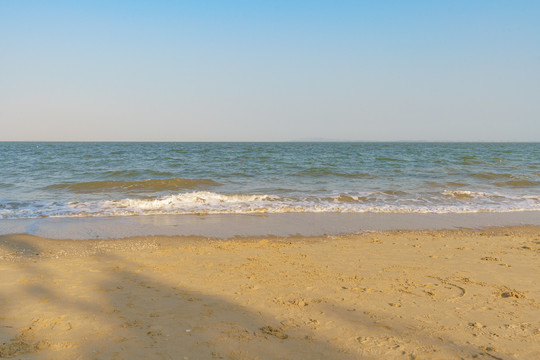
[1,190,540,219]
[442,190,497,199]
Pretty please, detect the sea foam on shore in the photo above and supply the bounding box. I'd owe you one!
[1,142,539,220]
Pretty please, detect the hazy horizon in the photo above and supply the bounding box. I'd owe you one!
[1,1,539,142]
[1,140,539,144]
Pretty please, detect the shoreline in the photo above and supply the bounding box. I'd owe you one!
[1,226,539,359]
[1,211,540,240]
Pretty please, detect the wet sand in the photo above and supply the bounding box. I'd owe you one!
[3,212,540,240]
[1,226,539,359]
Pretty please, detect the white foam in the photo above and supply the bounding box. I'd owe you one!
[1,191,540,219]
[442,190,494,198]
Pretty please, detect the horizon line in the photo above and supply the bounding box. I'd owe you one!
[1,140,539,144]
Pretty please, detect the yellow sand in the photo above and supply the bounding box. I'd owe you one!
[1,226,539,359]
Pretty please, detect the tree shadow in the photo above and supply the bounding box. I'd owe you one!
[0,234,520,360]
[0,235,347,359]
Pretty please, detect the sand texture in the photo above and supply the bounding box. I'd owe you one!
[0,226,539,359]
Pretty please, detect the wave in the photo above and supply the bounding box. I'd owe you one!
[442,190,506,200]
[493,180,540,188]
[45,178,221,193]
[382,190,408,196]
[327,195,373,203]
[470,172,514,180]
[2,191,540,219]
[426,181,469,188]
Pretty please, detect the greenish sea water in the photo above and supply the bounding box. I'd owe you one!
[1,142,539,219]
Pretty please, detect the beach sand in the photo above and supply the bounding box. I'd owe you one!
[0,226,539,359]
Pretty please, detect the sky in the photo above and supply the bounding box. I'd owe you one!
[1,1,539,141]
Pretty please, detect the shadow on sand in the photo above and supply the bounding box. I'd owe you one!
[0,234,499,359]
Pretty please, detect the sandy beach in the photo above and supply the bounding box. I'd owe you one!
[1,226,539,359]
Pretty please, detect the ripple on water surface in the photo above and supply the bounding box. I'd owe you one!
[44,178,221,193]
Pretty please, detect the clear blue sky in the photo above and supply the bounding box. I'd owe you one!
[1,1,539,141]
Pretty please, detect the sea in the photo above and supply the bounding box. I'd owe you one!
[1,142,539,220]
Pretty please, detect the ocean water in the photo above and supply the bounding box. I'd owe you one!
[0,142,539,219]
